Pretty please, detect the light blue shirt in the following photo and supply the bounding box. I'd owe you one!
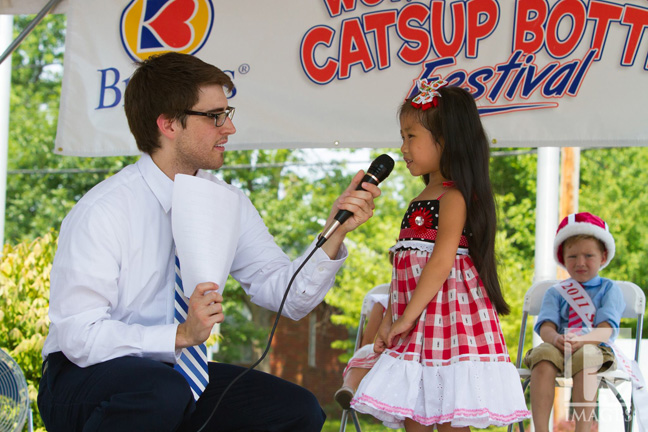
[534,276,626,343]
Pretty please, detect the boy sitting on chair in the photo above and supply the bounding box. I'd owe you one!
[524,212,626,432]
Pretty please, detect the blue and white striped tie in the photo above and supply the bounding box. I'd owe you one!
[174,252,209,400]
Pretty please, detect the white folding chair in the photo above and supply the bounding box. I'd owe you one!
[339,283,390,432]
[508,280,645,432]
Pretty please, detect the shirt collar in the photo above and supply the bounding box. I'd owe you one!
[137,152,174,213]
[582,275,602,287]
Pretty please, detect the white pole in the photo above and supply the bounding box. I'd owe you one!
[0,14,13,247]
[534,147,560,283]
[532,146,561,432]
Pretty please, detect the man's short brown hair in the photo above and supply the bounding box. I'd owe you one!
[124,52,234,154]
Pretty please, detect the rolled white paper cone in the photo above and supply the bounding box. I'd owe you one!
[172,174,240,298]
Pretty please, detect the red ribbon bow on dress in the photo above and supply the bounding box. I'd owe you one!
[410,79,449,110]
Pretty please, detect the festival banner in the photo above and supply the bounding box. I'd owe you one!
[3,0,648,155]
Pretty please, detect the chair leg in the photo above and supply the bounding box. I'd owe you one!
[349,409,362,432]
[339,409,348,432]
[506,416,524,432]
[601,379,631,432]
[339,409,363,432]
[507,418,526,432]
[627,395,635,432]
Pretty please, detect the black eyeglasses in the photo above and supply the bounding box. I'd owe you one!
[184,107,235,127]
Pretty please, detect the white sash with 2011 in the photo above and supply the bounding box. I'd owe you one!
[556,279,647,431]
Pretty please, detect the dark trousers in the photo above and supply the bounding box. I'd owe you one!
[38,352,325,432]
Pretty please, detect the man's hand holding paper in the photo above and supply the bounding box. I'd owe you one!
[175,282,224,350]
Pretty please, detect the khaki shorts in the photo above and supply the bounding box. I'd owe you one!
[523,343,616,377]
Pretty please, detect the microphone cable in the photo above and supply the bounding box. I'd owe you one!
[197,154,393,429]
[196,244,320,432]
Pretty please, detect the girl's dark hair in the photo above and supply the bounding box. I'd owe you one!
[399,86,510,315]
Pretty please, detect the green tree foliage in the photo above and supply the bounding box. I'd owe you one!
[491,149,538,262]
[579,147,648,287]
[6,14,136,244]
[0,232,56,432]
[579,147,648,336]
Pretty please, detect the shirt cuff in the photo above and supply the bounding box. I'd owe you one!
[275,240,348,320]
[312,237,348,262]
[534,318,558,335]
[307,239,347,278]
[141,323,180,364]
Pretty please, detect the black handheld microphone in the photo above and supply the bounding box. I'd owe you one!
[316,154,395,248]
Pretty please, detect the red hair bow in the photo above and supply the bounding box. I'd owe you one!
[410,79,448,110]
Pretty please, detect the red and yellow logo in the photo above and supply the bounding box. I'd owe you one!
[120,0,214,61]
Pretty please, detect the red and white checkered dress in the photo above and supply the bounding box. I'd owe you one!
[351,198,530,429]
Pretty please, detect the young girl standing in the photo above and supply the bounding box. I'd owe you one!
[351,80,530,431]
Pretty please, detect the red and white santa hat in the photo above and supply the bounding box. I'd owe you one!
[554,212,615,269]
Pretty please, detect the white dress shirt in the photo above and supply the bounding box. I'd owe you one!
[43,153,347,367]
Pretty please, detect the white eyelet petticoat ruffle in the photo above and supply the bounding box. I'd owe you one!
[351,351,530,429]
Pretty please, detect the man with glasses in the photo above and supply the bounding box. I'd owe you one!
[38,52,381,432]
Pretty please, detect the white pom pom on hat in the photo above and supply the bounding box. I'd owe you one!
[554,212,615,269]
